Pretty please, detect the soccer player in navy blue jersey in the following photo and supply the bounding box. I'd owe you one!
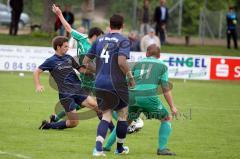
[34,36,100,130]
[83,14,135,156]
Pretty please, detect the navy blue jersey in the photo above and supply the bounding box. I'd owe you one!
[38,54,82,94]
[87,33,130,91]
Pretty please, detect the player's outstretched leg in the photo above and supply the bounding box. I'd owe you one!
[39,120,67,129]
[50,104,82,122]
[39,110,79,130]
[157,117,176,156]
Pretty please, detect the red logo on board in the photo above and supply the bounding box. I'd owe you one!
[210,58,240,80]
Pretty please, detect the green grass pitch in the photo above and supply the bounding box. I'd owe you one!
[0,72,240,159]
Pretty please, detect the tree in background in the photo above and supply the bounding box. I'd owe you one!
[236,0,240,11]
[41,0,55,33]
[107,0,133,30]
[206,0,228,11]
[41,0,74,33]
[182,0,202,45]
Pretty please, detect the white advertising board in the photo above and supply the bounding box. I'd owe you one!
[130,52,211,80]
[0,45,76,72]
[0,45,239,81]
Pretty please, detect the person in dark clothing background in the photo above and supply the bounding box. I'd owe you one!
[128,31,141,52]
[153,0,168,45]
[226,6,238,49]
[60,5,74,37]
[54,5,62,32]
[9,0,23,36]
[140,0,150,36]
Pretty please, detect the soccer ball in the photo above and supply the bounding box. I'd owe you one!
[127,118,144,134]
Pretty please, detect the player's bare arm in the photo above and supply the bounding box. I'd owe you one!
[52,4,72,33]
[82,56,96,73]
[162,86,177,115]
[33,68,44,92]
[118,55,135,88]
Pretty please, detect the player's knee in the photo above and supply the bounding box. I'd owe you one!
[101,110,112,122]
[83,96,98,110]
[161,115,171,122]
[117,107,128,121]
[88,100,97,108]
[117,111,128,121]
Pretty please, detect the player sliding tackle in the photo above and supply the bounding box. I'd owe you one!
[52,4,104,94]
[49,4,115,132]
[34,36,100,130]
[103,44,178,156]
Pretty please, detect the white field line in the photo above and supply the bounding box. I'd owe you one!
[0,150,32,159]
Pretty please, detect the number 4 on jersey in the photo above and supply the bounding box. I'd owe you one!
[100,43,110,63]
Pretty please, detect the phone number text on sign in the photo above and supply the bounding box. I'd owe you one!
[3,61,37,71]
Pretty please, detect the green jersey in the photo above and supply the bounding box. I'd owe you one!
[129,56,169,120]
[71,29,91,64]
[131,56,169,96]
[70,29,94,92]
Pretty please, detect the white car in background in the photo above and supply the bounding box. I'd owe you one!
[0,2,30,28]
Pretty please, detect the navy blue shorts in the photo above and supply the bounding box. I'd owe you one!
[59,93,88,112]
[95,88,129,111]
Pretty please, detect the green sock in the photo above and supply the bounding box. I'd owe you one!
[112,111,118,121]
[76,105,81,110]
[55,111,66,122]
[104,127,116,150]
[158,121,172,150]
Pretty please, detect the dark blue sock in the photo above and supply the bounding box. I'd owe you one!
[109,121,115,132]
[96,120,109,151]
[116,121,128,152]
[96,141,102,152]
[49,120,67,129]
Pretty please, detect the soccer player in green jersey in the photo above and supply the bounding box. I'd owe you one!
[103,44,178,156]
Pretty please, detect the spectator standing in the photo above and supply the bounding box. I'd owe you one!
[81,0,94,32]
[140,0,150,36]
[140,28,160,52]
[128,31,141,52]
[9,0,23,35]
[226,6,238,49]
[153,0,169,45]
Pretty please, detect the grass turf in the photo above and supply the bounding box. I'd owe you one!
[0,71,239,159]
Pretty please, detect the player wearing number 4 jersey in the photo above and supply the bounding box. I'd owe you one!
[83,14,135,157]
